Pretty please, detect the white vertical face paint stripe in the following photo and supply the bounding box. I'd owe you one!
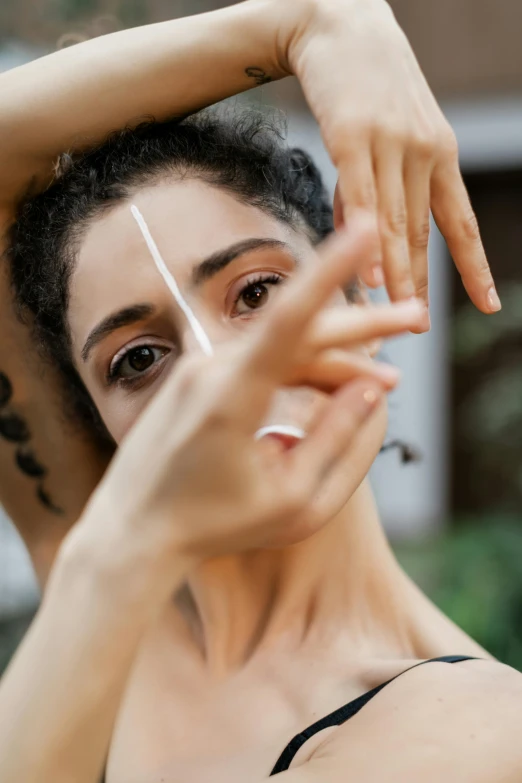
[130,204,214,357]
[130,205,306,442]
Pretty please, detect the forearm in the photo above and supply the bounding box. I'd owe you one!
[0,512,192,783]
[0,0,301,205]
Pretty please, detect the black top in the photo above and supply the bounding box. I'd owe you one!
[101,654,476,782]
[269,655,476,775]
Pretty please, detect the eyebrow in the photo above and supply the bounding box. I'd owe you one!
[81,303,155,362]
[81,238,294,363]
[191,238,291,286]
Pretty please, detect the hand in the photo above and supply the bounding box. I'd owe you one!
[282,0,499,328]
[78,215,424,583]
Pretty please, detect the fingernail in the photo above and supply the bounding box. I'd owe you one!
[406,297,430,333]
[398,297,423,312]
[368,339,382,356]
[371,264,385,287]
[374,364,401,386]
[487,286,501,312]
[420,305,431,331]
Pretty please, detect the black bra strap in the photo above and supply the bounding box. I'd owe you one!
[270,655,477,775]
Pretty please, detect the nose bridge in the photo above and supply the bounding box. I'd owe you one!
[179,313,214,357]
[177,296,232,358]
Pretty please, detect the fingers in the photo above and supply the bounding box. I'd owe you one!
[335,156,384,290]
[404,146,432,302]
[290,378,385,487]
[288,350,400,393]
[306,298,425,353]
[431,151,500,314]
[373,140,415,303]
[333,181,381,289]
[335,143,430,321]
[334,127,497,322]
[244,212,379,383]
[336,153,378,218]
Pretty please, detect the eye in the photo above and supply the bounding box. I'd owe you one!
[107,344,170,386]
[232,274,284,317]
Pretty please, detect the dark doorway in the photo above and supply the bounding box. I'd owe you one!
[450,168,522,518]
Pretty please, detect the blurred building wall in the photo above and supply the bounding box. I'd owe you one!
[392,0,522,97]
[0,509,38,618]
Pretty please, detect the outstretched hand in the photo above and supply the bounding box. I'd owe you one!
[82,215,424,581]
[283,0,499,328]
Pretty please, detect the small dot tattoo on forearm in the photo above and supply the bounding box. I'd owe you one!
[245,67,273,86]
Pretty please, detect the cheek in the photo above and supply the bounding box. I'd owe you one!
[88,385,157,445]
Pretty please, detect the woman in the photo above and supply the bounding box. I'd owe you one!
[2,108,522,783]
[1,2,519,782]
[0,0,499,552]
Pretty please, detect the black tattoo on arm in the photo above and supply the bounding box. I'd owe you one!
[245,66,273,86]
[0,372,12,407]
[0,411,31,443]
[0,370,63,515]
[36,484,64,515]
[15,446,47,478]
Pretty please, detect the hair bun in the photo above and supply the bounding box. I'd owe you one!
[285,147,333,240]
[288,147,324,191]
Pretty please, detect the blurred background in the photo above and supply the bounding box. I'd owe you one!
[2,0,522,672]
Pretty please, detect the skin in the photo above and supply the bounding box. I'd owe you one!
[71,181,372,447]
[0,0,501,552]
[2,184,520,783]
[0,0,517,779]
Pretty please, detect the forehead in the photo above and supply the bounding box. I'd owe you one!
[68,178,302,339]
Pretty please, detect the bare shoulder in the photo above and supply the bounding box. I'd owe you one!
[308,659,522,783]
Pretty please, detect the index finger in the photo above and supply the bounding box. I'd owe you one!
[244,211,379,382]
[431,156,500,314]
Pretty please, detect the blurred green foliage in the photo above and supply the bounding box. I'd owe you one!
[452,282,522,514]
[396,518,522,670]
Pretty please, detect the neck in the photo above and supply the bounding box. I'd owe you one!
[185,480,419,675]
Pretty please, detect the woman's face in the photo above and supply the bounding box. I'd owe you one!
[68,178,387,514]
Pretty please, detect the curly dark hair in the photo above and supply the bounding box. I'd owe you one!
[7,109,335,444]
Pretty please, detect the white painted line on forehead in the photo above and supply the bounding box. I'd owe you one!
[130,204,214,357]
[130,205,306,444]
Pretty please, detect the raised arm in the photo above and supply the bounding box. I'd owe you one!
[0,0,294,206]
[0,0,498,312]
[0,0,497,554]
[0,0,297,540]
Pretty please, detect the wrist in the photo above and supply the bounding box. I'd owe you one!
[284,0,395,77]
[53,498,197,615]
[252,0,317,77]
